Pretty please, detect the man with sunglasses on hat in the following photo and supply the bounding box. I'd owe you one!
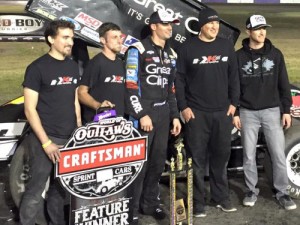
[233,15,297,210]
[125,10,181,223]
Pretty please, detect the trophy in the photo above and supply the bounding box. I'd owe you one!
[170,139,193,225]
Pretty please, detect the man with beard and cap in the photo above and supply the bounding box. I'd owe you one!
[125,9,181,223]
[175,7,239,217]
[233,15,297,210]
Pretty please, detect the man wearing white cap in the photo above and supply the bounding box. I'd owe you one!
[125,9,181,223]
[233,15,297,210]
[175,7,239,217]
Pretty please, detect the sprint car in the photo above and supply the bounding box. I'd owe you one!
[1,0,300,224]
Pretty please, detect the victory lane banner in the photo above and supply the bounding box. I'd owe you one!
[55,117,148,225]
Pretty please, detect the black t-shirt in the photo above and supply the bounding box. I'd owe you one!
[23,54,79,138]
[176,36,239,112]
[80,53,125,122]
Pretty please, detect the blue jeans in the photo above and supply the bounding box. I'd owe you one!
[19,132,68,225]
[240,107,289,198]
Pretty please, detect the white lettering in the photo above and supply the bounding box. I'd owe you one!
[146,64,171,75]
[133,0,183,21]
[130,95,143,113]
[185,16,198,35]
[146,75,168,87]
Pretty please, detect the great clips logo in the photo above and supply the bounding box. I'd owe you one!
[56,117,147,199]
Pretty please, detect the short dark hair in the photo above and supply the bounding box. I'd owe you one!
[44,20,75,47]
[98,22,121,38]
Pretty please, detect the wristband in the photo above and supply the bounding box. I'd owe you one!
[42,140,52,149]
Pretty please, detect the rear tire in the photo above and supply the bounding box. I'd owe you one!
[9,138,48,225]
[264,125,300,199]
[284,125,300,199]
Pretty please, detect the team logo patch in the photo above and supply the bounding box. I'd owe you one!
[51,77,77,85]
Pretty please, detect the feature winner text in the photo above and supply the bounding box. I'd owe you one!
[74,199,129,225]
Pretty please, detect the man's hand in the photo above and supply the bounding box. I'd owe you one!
[282,113,292,129]
[233,116,242,130]
[100,100,115,108]
[44,142,62,164]
[227,104,236,117]
[181,107,195,123]
[171,118,181,136]
[140,115,153,132]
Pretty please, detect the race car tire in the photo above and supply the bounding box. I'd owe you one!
[264,125,300,199]
[9,138,48,225]
[284,125,300,199]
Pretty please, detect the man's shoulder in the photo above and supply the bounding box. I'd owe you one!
[128,41,145,54]
[90,52,105,62]
[235,47,244,55]
[29,54,50,66]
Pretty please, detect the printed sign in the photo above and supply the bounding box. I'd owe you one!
[55,116,147,224]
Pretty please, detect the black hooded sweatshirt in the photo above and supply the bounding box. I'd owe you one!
[236,38,292,114]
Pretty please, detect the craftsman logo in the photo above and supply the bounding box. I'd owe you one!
[58,138,146,174]
[0,15,44,34]
[40,0,68,11]
[75,12,102,30]
[192,55,223,64]
[56,117,147,199]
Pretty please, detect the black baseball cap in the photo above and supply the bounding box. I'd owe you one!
[149,10,180,25]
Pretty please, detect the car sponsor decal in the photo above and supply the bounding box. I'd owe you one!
[75,12,102,30]
[0,15,44,34]
[291,89,300,118]
[59,16,81,30]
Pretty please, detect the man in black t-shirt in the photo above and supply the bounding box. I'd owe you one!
[78,22,125,123]
[20,20,81,225]
[175,7,239,217]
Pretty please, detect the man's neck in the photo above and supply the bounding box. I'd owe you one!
[48,50,65,60]
[198,33,216,43]
[151,36,166,48]
[249,40,264,50]
[102,48,117,60]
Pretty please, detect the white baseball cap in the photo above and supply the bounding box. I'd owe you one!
[246,15,272,30]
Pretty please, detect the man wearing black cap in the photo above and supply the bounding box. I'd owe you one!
[233,15,297,210]
[125,10,181,222]
[175,7,239,217]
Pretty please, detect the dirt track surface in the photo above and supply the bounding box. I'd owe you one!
[136,174,300,225]
[1,171,299,225]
